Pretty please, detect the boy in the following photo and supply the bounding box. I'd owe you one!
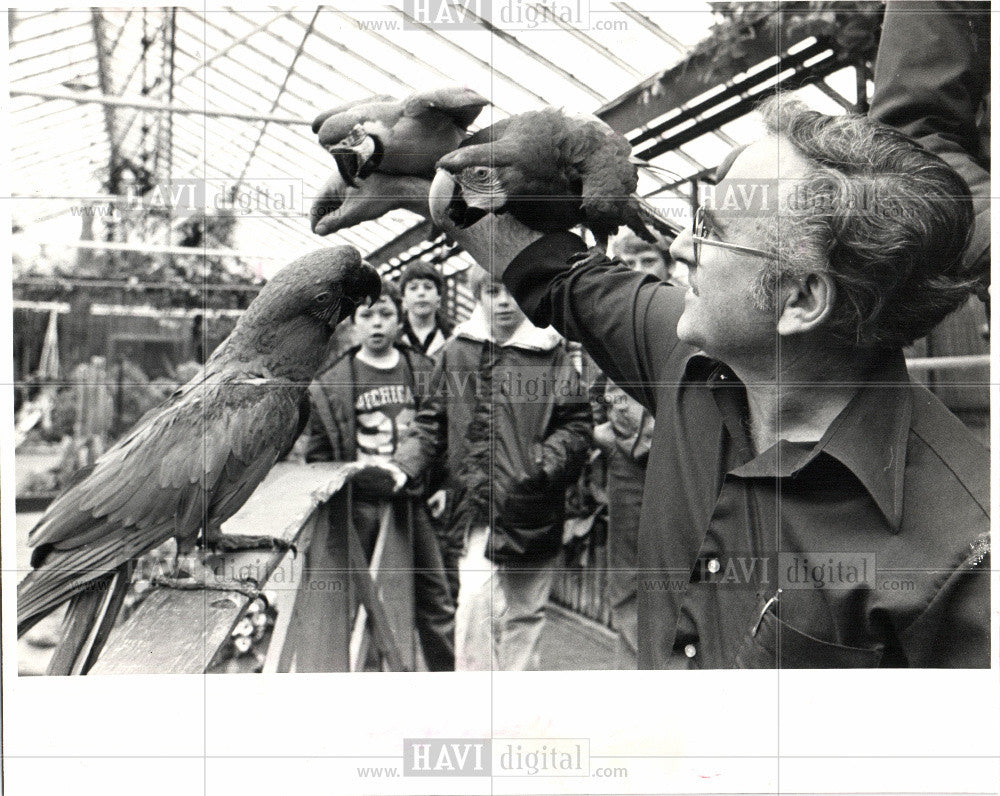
[612,229,687,287]
[386,268,592,671]
[304,280,455,671]
[397,262,458,601]
[398,262,454,359]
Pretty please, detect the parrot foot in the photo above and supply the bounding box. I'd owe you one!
[206,533,297,557]
[152,551,263,599]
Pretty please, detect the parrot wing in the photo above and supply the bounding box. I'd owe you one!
[402,86,489,130]
[19,368,301,624]
[19,366,302,629]
[29,367,300,556]
[574,128,636,216]
[565,118,655,243]
[311,94,397,134]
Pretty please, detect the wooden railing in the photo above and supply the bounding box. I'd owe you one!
[549,510,614,630]
[88,461,416,675]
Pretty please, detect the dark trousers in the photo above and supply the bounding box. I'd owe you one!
[441,544,462,607]
[351,498,456,671]
[605,448,643,656]
[410,502,457,671]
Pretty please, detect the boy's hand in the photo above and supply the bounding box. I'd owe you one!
[427,489,447,519]
[427,170,544,280]
[347,459,409,497]
[379,460,410,492]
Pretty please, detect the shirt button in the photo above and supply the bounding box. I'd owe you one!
[684,644,697,659]
[707,558,721,574]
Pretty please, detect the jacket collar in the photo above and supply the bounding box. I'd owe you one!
[684,349,912,532]
[401,317,446,354]
[454,304,563,352]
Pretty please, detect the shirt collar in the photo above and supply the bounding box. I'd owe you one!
[684,349,912,532]
[401,317,437,353]
[811,350,912,532]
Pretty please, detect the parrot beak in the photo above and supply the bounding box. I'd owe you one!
[326,135,379,189]
[427,169,488,229]
[430,169,491,229]
[429,169,459,228]
[328,145,364,188]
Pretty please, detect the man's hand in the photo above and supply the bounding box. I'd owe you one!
[427,170,544,280]
[426,488,447,519]
[311,172,433,235]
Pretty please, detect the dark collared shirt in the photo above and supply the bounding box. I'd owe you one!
[400,317,450,359]
[505,232,990,668]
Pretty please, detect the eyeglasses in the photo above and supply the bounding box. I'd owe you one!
[692,205,779,267]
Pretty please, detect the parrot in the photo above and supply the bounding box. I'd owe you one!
[17,246,381,675]
[428,107,657,248]
[310,86,489,235]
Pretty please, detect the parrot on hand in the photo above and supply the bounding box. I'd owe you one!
[311,86,489,234]
[428,107,657,248]
[17,247,381,674]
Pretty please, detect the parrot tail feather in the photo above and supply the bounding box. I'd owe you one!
[44,562,132,676]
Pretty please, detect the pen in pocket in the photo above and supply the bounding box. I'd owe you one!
[752,588,782,636]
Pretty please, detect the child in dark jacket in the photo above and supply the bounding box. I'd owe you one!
[389,268,592,670]
[396,262,460,605]
[398,261,454,359]
[304,280,455,671]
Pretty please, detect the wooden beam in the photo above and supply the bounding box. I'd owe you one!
[362,220,436,268]
[14,235,289,259]
[90,9,120,175]
[9,87,308,125]
[627,39,830,149]
[596,6,854,138]
[90,463,355,674]
[346,507,410,672]
[633,52,846,162]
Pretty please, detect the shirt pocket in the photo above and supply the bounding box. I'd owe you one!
[733,595,884,669]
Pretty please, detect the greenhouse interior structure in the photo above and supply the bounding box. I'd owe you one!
[7,2,990,680]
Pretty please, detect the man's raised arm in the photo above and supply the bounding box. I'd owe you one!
[501,231,686,410]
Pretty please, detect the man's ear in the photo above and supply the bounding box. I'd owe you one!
[776,271,836,336]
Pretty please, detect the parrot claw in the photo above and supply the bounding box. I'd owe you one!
[207,533,296,555]
[152,552,264,599]
[151,573,262,601]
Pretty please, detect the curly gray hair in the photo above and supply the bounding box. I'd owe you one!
[752,95,975,348]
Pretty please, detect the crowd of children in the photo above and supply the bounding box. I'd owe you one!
[300,236,681,671]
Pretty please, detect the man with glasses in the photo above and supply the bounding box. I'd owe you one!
[429,95,990,668]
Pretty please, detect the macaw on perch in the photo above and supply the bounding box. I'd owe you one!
[17,248,381,675]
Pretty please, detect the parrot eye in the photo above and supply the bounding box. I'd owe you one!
[470,166,492,181]
[342,125,367,147]
[314,291,333,304]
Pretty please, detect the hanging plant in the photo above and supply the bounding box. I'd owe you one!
[674,1,883,87]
